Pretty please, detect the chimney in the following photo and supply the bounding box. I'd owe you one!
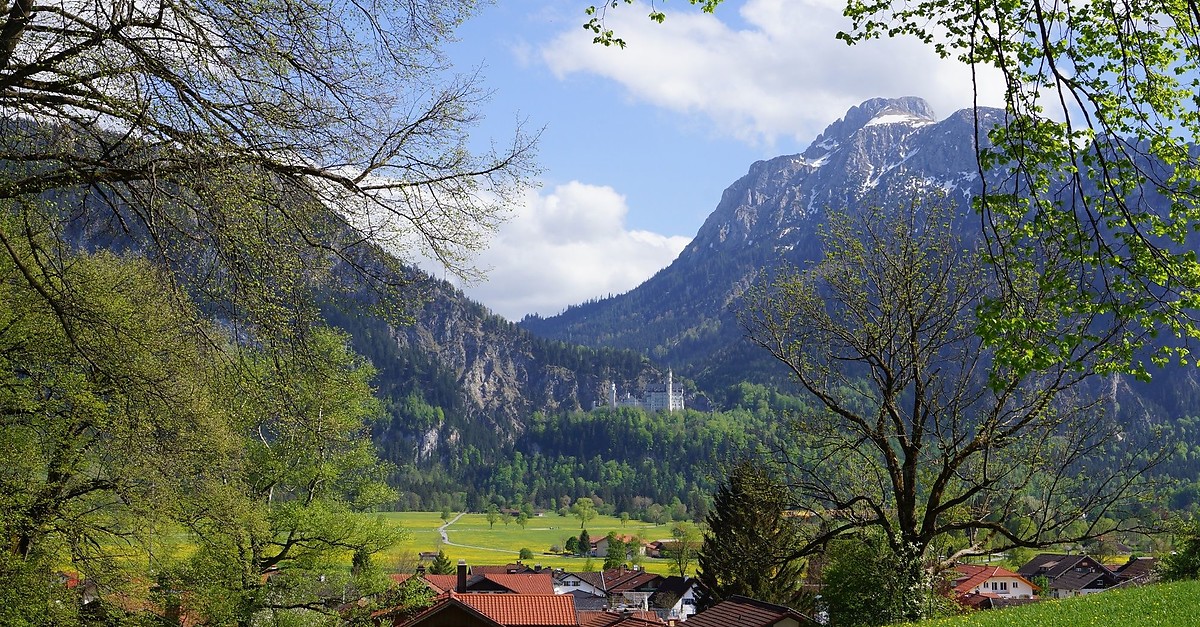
[457,560,468,593]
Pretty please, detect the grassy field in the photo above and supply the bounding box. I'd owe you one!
[902,579,1200,627]
[372,511,687,575]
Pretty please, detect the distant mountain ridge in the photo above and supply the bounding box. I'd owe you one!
[521,97,1002,393]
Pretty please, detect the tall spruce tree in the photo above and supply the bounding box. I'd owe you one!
[696,461,807,611]
[428,550,454,576]
[578,529,592,557]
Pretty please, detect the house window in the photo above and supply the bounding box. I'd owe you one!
[1000,582,1008,591]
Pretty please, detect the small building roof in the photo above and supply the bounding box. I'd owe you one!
[391,592,577,627]
[1017,553,1119,592]
[686,595,814,627]
[1115,557,1157,584]
[578,610,664,627]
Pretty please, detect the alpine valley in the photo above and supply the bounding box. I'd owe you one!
[328,97,1200,516]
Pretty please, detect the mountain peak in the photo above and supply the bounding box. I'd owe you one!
[803,97,936,159]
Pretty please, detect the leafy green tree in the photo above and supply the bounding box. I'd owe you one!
[174,327,402,623]
[565,537,580,555]
[519,547,535,560]
[517,512,530,529]
[571,496,598,529]
[428,550,455,576]
[0,233,233,622]
[821,533,912,627]
[620,512,631,527]
[697,461,807,611]
[0,0,533,620]
[741,200,1165,622]
[666,524,703,577]
[1161,518,1200,581]
[486,504,500,529]
[345,575,436,627]
[603,533,626,570]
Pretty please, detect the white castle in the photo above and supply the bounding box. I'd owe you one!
[603,369,685,413]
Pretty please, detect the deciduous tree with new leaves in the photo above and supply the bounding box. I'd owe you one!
[741,199,1167,622]
[0,1,535,622]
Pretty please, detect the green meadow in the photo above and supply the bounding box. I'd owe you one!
[372,511,688,575]
[901,579,1200,627]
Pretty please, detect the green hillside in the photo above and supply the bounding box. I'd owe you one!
[906,580,1200,627]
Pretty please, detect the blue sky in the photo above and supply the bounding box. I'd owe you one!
[431,0,1004,320]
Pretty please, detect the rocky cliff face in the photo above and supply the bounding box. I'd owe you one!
[343,272,663,452]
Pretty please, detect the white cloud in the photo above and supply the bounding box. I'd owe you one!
[540,0,1005,147]
[452,181,690,321]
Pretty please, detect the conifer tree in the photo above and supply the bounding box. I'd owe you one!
[578,529,592,557]
[696,461,807,611]
[428,551,455,576]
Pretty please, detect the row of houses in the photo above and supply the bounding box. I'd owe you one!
[369,561,807,627]
[950,553,1157,610]
[368,550,1159,626]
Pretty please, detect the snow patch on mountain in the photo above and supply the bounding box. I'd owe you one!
[865,113,936,128]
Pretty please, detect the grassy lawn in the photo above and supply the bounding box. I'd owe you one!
[903,579,1200,627]
[372,511,686,575]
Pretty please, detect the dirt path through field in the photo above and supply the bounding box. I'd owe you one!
[437,512,511,553]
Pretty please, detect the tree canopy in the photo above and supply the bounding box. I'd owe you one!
[0,0,534,622]
[742,199,1167,620]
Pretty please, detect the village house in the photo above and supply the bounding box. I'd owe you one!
[952,563,1038,599]
[649,575,702,622]
[1017,554,1120,599]
[591,534,648,559]
[950,563,1040,610]
[1114,556,1158,585]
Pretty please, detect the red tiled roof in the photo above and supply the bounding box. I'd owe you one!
[952,564,1036,595]
[422,574,459,592]
[392,593,577,627]
[686,595,813,627]
[482,573,555,595]
[457,593,578,626]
